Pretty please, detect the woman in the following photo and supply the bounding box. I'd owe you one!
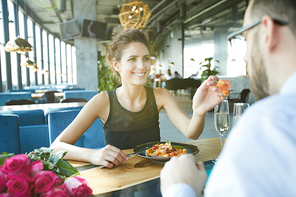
[51,29,225,168]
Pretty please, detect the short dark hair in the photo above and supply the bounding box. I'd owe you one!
[250,0,296,36]
[106,29,150,77]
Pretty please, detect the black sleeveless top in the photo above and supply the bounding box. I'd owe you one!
[103,86,160,149]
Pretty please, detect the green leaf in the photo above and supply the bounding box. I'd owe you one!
[48,154,63,166]
[166,140,171,145]
[41,160,55,170]
[55,160,79,177]
[173,146,183,149]
[0,153,14,166]
[39,147,53,154]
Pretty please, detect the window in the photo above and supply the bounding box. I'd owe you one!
[49,34,55,84]
[8,1,17,89]
[55,39,61,84]
[42,30,49,85]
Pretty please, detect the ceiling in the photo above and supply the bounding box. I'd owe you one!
[11,0,247,46]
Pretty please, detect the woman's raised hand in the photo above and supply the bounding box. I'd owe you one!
[192,76,226,114]
[89,145,129,168]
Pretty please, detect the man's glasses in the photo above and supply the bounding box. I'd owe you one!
[227,18,289,46]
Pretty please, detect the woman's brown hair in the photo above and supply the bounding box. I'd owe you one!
[106,28,151,77]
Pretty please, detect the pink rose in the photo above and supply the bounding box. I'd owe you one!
[0,170,7,192]
[34,171,62,193]
[24,160,43,177]
[64,176,92,197]
[0,193,12,197]
[2,154,30,175]
[40,185,70,197]
[6,173,33,197]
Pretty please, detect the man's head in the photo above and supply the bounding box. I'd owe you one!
[242,0,296,100]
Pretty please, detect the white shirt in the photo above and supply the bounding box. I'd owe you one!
[165,71,296,197]
[164,73,173,80]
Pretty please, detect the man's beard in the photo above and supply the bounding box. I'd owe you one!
[247,32,270,101]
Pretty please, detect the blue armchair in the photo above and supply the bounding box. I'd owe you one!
[0,109,49,153]
[0,109,45,126]
[44,106,84,124]
[48,109,105,149]
[0,114,21,154]
[63,90,97,101]
[0,92,32,106]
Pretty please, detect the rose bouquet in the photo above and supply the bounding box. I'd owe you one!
[0,148,92,197]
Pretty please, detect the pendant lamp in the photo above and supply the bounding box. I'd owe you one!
[5,37,33,52]
[118,1,151,30]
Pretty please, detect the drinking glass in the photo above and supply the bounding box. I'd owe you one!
[232,103,249,127]
[213,100,230,162]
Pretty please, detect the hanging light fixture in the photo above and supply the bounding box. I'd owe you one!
[21,59,35,67]
[118,1,151,30]
[169,62,175,66]
[30,66,39,72]
[5,37,33,53]
[41,69,49,74]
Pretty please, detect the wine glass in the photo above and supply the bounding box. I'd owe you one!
[213,100,230,163]
[233,103,249,127]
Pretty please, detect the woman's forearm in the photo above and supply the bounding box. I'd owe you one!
[185,109,206,140]
[50,141,95,163]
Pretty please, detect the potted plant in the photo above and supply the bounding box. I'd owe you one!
[98,55,119,91]
[199,57,220,83]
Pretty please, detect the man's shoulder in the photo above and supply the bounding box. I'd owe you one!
[246,92,296,114]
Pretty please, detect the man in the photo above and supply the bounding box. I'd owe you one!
[160,0,296,196]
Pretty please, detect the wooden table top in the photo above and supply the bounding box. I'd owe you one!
[0,102,86,111]
[69,137,221,196]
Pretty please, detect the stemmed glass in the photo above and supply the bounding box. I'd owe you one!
[233,103,249,127]
[213,100,230,163]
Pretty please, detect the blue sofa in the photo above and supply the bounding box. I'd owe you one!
[48,109,105,149]
[0,92,32,106]
[63,90,97,101]
[0,114,21,154]
[0,109,48,153]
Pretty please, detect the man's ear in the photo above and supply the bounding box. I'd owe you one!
[261,15,279,53]
[113,58,120,72]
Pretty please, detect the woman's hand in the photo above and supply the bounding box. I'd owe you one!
[192,76,226,114]
[89,145,128,168]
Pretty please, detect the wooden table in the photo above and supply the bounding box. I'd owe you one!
[69,137,221,196]
[0,102,86,111]
[31,92,65,103]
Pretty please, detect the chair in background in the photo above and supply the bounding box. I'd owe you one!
[228,89,251,103]
[0,109,49,153]
[0,114,21,154]
[64,90,98,101]
[228,89,251,111]
[60,98,88,103]
[8,89,36,93]
[63,90,97,101]
[43,106,84,124]
[48,109,105,149]
[43,90,60,103]
[0,92,32,106]
[4,99,36,105]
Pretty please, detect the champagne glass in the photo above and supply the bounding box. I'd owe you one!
[213,100,230,163]
[233,103,249,127]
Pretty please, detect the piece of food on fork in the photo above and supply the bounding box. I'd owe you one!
[216,79,232,96]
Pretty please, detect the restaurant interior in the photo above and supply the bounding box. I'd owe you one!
[0,0,254,196]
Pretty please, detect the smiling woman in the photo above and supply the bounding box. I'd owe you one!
[50,28,226,169]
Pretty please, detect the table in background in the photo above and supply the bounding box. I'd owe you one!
[69,137,221,196]
[31,92,65,103]
[0,102,86,111]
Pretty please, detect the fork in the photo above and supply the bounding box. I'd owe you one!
[99,147,150,169]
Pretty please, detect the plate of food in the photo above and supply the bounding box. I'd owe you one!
[133,140,200,162]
